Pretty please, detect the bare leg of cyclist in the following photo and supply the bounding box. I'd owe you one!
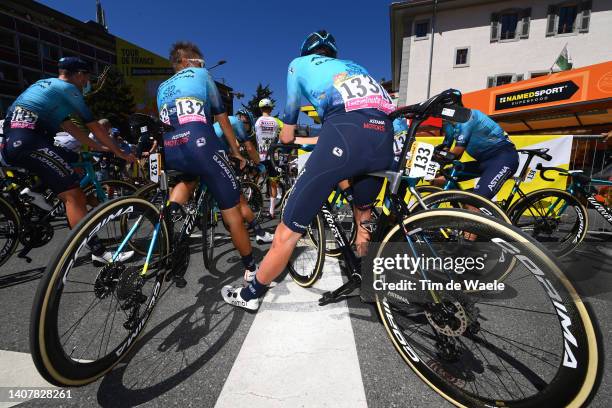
[58,187,87,228]
[269,180,278,217]
[240,194,255,223]
[169,180,197,204]
[353,206,372,257]
[221,206,252,255]
[255,222,301,285]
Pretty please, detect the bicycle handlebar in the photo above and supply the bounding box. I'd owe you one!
[536,163,568,182]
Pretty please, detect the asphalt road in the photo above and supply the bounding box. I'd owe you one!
[0,217,611,407]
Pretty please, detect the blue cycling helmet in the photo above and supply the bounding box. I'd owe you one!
[300,30,337,58]
[58,57,90,73]
[236,109,255,129]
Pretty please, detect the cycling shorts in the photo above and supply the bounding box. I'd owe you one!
[163,122,240,210]
[1,128,79,194]
[282,111,394,233]
[458,145,519,199]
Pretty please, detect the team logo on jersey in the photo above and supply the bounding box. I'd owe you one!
[333,72,348,86]
[196,137,206,147]
[332,147,343,157]
[363,119,386,132]
[13,140,22,148]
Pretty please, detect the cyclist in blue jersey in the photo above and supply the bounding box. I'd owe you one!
[158,42,258,284]
[0,57,136,263]
[433,92,518,199]
[222,30,395,310]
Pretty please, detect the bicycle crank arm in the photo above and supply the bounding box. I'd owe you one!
[319,276,362,306]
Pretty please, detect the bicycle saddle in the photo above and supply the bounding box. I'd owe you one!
[389,89,470,123]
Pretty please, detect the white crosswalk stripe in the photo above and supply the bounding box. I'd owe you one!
[215,258,367,407]
[0,350,55,408]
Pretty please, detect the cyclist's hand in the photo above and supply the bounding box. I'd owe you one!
[231,152,246,170]
[141,151,150,157]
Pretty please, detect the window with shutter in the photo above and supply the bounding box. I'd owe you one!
[490,13,500,42]
[514,74,524,82]
[546,5,558,36]
[579,0,591,32]
[520,8,531,38]
[487,77,495,88]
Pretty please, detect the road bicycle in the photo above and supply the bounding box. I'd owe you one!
[286,90,599,407]
[29,113,221,386]
[0,151,136,267]
[431,145,609,256]
[506,162,612,256]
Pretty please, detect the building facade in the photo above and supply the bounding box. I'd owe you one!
[0,0,233,117]
[390,0,612,105]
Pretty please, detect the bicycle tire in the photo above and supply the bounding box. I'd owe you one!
[202,195,216,270]
[0,196,20,268]
[507,188,587,258]
[411,190,510,223]
[287,212,326,287]
[241,180,264,224]
[30,197,169,386]
[375,209,599,407]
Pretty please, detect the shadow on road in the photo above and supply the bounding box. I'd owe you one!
[0,267,45,289]
[95,247,251,407]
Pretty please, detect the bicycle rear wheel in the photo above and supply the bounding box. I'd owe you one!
[241,181,263,223]
[0,196,20,268]
[375,209,598,407]
[507,189,587,257]
[287,213,325,287]
[30,197,169,386]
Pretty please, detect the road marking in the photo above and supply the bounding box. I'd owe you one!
[0,350,55,408]
[215,258,367,407]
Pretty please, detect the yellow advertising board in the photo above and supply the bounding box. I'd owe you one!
[115,37,174,115]
[298,135,573,206]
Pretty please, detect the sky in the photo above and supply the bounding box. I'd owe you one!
[39,0,396,123]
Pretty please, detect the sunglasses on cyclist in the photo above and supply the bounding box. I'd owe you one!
[185,58,205,68]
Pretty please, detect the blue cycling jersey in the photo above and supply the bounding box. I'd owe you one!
[8,78,94,132]
[283,55,394,125]
[213,116,250,152]
[156,67,225,127]
[443,109,512,160]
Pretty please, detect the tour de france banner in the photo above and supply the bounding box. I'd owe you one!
[297,134,572,203]
[115,37,174,115]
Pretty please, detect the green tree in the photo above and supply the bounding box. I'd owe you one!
[244,83,276,117]
[85,67,136,141]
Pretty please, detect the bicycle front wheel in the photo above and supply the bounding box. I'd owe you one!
[30,197,170,386]
[507,188,587,257]
[287,212,325,287]
[375,209,598,407]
